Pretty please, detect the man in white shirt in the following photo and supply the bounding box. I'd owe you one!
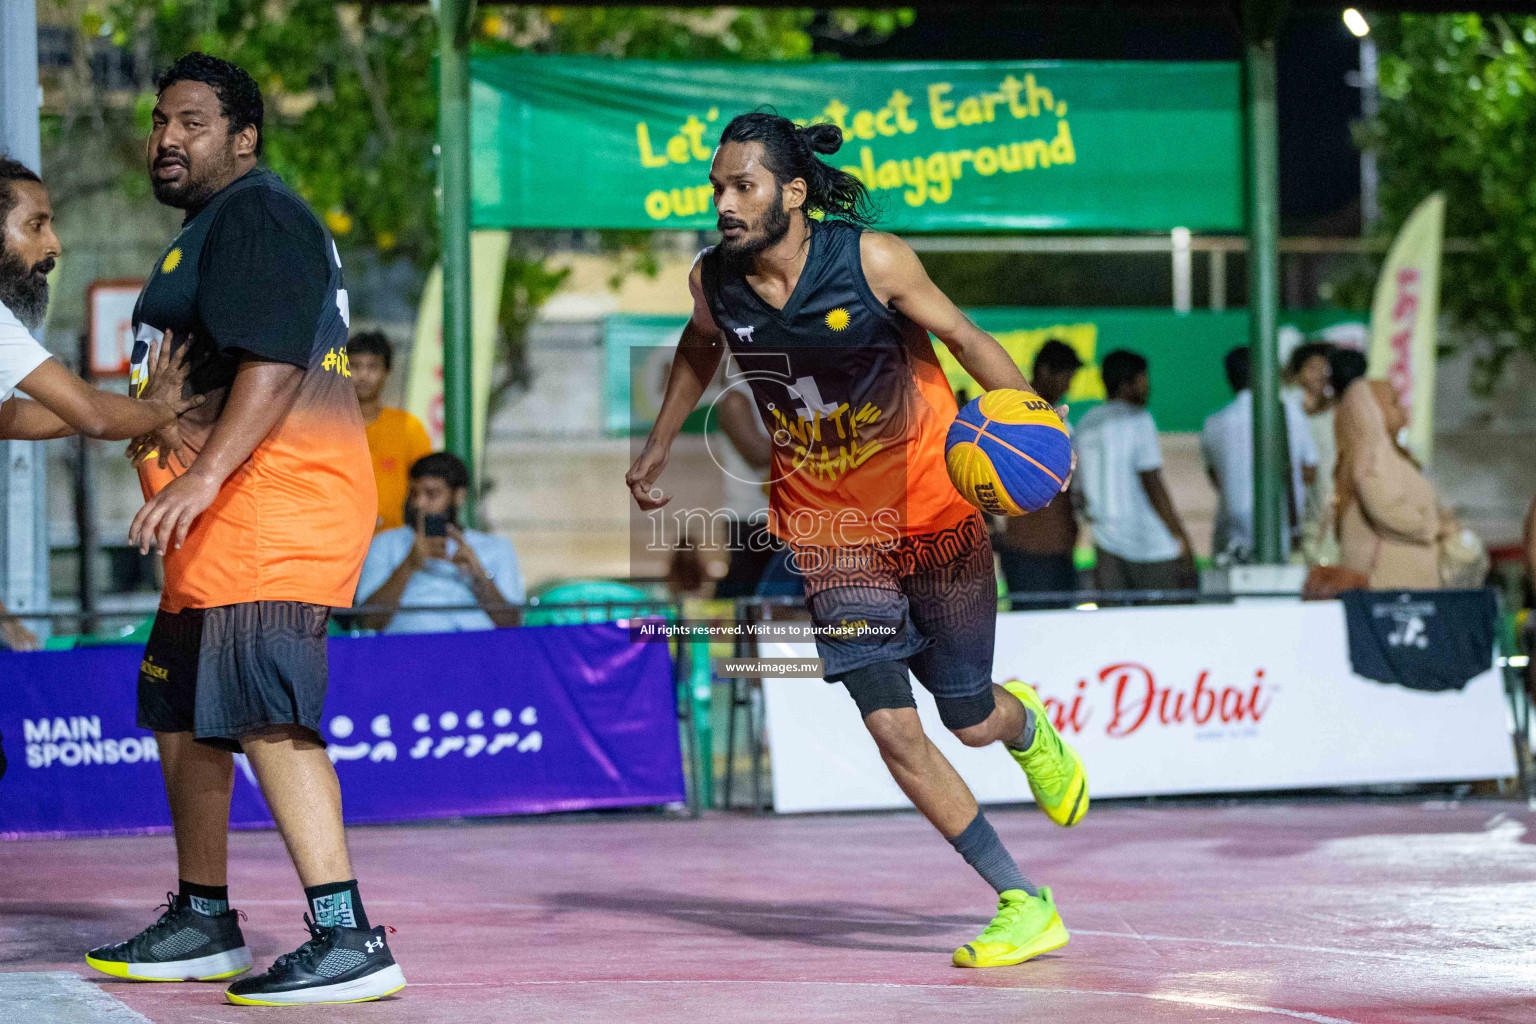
[354,452,524,634]
[0,158,197,444]
[1201,346,1319,562]
[0,157,197,648]
[1073,349,1195,594]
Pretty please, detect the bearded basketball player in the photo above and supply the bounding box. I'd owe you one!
[627,112,1089,968]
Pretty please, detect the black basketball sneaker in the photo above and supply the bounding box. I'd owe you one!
[86,893,252,981]
[225,915,406,1005]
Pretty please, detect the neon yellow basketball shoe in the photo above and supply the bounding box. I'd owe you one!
[952,886,1069,967]
[1002,680,1088,827]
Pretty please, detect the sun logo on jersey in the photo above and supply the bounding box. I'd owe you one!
[824,307,851,332]
[161,248,182,274]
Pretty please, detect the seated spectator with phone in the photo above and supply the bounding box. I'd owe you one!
[354,452,524,633]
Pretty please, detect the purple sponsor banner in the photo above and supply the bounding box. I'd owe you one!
[0,623,684,838]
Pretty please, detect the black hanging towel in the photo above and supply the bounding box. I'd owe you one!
[1340,589,1498,693]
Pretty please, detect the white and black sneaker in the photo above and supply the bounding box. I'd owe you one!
[225,914,406,1005]
[86,893,252,982]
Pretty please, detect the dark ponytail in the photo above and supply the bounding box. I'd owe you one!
[718,111,876,228]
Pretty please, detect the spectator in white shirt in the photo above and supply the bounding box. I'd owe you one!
[354,452,525,634]
[0,158,199,649]
[1286,341,1339,565]
[1073,350,1195,595]
[1201,346,1318,562]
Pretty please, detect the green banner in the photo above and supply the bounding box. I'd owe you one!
[472,56,1243,233]
[607,308,1365,436]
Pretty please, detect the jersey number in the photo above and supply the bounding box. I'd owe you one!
[790,376,840,420]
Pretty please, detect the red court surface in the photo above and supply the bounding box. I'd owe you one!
[3,800,1535,1024]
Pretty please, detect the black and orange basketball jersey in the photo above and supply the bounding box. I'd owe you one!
[700,219,973,543]
[129,168,375,612]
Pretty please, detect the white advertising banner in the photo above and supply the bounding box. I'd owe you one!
[762,602,1515,814]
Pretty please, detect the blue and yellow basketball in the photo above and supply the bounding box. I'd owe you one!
[945,390,1071,516]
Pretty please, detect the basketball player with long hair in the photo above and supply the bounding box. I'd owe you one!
[626,112,1089,967]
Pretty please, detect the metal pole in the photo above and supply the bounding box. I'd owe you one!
[1244,11,1286,564]
[0,0,50,638]
[1358,35,1380,232]
[437,0,475,522]
[1171,227,1192,314]
[75,333,98,637]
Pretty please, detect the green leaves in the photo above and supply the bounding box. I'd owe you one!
[1371,13,1536,390]
[95,3,905,277]
[102,0,440,263]
[69,2,905,387]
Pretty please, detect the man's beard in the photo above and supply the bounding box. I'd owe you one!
[150,146,239,210]
[717,191,791,272]
[0,246,53,331]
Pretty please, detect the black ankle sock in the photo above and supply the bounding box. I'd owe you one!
[179,880,229,916]
[304,879,369,930]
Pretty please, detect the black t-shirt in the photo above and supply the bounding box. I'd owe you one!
[194,183,330,369]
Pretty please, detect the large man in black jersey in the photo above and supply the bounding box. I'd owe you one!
[82,54,403,1005]
[628,113,1089,968]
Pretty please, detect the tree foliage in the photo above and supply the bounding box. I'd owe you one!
[92,3,906,273]
[72,4,905,391]
[1369,13,1536,389]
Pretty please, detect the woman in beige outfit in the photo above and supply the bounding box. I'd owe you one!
[1334,379,1440,589]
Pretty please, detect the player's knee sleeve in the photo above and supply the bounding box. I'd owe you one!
[833,661,915,720]
[936,688,996,732]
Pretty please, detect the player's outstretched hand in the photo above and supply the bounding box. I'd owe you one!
[626,442,672,511]
[125,433,152,463]
[1056,404,1076,492]
[140,333,202,417]
[129,471,219,554]
[130,333,202,469]
[125,424,194,471]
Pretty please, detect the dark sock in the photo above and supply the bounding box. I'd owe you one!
[179,880,229,916]
[304,880,369,930]
[947,810,1038,897]
[1005,702,1037,752]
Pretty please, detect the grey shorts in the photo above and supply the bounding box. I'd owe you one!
[137,601,331,751]
[794,513,998,713]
